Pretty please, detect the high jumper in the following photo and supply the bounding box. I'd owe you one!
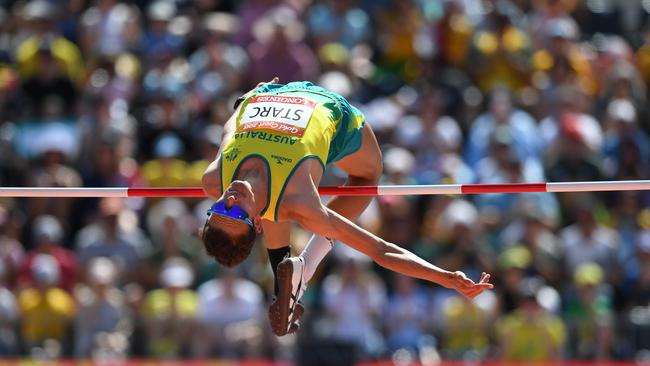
[199,78,493,336]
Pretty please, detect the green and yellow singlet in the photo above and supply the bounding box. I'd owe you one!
[220,81,365,222]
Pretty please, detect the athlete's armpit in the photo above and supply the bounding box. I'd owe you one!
[262,220,291,249]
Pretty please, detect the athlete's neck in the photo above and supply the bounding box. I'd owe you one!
[236,161,269,215]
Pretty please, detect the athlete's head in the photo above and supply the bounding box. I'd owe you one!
[200,181,262,267]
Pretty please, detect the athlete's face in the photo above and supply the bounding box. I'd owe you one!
[206,180,261,236]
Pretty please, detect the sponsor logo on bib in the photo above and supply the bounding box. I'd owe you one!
[237,95,316,137]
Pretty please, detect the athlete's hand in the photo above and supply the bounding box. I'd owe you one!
[244,77,279,97]
[446,271,493,299]
[255,76,279,89]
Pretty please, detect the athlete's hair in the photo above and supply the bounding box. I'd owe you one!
[200,222,257,267]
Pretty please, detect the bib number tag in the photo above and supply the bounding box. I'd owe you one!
[238,95,316,137]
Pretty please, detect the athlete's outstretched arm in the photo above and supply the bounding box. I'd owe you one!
[289,196,493,299]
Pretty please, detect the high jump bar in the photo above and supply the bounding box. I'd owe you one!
[0,180,649,197]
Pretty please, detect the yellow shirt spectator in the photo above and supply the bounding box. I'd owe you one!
[16,35,84,83]
[441,296,490,355]
[531,48,597,96]
[471,26,532,92]
[142,288,198,357]
[143,288,198,318]
[496,309,566,361]
[141,159,189,187]
[636,43,650,94]
[18,287,75,345]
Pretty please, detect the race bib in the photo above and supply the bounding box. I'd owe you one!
[238,95,316,137]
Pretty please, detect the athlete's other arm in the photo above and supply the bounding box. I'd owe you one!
[201,112,236,200]
[288,189,493,299]
[202,77,280,200]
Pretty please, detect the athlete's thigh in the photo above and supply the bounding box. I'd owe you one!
[334,123,382,180]
[261,220,292,249]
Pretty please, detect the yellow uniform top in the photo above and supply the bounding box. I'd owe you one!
[220,82,365,222]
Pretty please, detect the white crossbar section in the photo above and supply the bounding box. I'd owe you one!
[0,187,129,198]
[377,184,463,195]
[547,180,650,193]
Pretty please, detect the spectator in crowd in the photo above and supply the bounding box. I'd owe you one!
[321,250,387,359]
[18,215,78,292]
[495,277,566,362]
[545,111,604,183]
[140,1,185,64]
[436,0,474,68]
[468,7,532,92]
[438,292,494,360]
[190,13,248,113]
[192,268,265,358]
[427,199,494,281]
[247,6,319,84]
[496,245,534,313]
[142,257,198,359]
[17,35,79,121]
[0,206,25,289]
[142,198,203,288]
[79,0,140,57]
[26,140,82,221]
[538,86,602,154]
[499,206,563,285]
[76,198,149,276]
[141,133,190,188]
[564,262,615,360]
[629,230,650,307]
[384,274,433,360]
[373,1,427,82]
[392,88,468,185]
[18,253,75,357]
[601,98,650,180]
[306,0,371,49]
[16,0,83,120]
[74,257,130,359]
[465,88,541,170]
[0,260,19,356]
[558,198,623,285]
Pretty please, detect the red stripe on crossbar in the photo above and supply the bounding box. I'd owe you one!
[461,183,547,194]
[128,187,206,197]
[317,186,378,196]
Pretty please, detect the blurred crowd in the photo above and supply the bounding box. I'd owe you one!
[0,0,650,363]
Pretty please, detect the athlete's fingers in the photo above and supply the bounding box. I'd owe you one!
[258,77,279,87]
[482,273,491,283]
[473,282,494,289]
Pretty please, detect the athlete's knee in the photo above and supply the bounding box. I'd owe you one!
[362,150,383,183]
[371,150,383,179]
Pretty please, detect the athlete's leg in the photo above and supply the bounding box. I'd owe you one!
[299,123,383,280]
[275,124,382,336]
[262,221,292,295]
[262,221,304,335]
[330,122,383,219]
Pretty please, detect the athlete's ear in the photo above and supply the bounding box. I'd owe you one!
[252,216,263,234]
